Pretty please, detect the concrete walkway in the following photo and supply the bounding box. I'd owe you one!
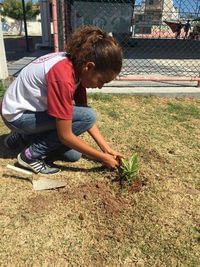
[7,53,200,97]
[88,80,200,97]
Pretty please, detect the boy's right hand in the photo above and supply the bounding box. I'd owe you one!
[102,153,120,169]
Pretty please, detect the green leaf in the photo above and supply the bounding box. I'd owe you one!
[119,153,138,182]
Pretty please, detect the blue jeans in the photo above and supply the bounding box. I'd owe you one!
[4,106,96,161]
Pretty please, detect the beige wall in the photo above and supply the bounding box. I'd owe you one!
[1,16,53,36]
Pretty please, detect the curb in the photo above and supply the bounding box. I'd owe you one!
[88,84,200,97]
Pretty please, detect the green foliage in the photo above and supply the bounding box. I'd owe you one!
[119,153,138,183]
[1,17,6,23]
[1,0,39,21]
[89,93,113,102]
[0,80,5,98]
[25,1,40,20]
[167,102,200,121]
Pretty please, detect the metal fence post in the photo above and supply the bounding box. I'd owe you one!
[0,22,8,79]
[52,0,59,52]
[39,0,52,48]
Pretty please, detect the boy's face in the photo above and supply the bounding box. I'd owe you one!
[79,62,117,89]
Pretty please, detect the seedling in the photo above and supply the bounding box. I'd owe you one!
[117,153,138,184]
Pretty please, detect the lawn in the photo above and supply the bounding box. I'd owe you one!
[0,94,199,266]
[0,80,5,98]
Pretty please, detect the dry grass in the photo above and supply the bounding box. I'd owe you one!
[0,95,200,266]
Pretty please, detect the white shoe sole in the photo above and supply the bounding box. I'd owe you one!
[17,153,60,175]
[17,153,38,173]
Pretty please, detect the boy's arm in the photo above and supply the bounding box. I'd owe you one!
[87,124,122,158]
[56,119,119,168]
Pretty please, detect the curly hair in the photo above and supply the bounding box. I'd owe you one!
[66,25,123,74]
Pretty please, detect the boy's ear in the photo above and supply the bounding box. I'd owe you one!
[85,61,95,71]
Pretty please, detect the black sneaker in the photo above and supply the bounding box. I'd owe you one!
[17,151,60,174]
[4,132,23,150]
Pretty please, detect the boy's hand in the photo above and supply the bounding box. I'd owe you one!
[115,155,122,166]
[103,148,123,159]
[101,147,124,168]
[102,153,120,169]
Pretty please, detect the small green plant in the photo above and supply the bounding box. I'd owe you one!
[118,153,138,183]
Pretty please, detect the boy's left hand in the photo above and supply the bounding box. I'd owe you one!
[104,148,123,161]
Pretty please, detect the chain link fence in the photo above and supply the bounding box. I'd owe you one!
[56,0,200,78]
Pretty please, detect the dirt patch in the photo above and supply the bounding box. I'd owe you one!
[127,180,146,193]
[61,181,129,216]
[133,145,167,164]
[26,194,54,214]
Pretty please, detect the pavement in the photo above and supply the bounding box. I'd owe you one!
[5,36,200,97]
[88,80,200,97]
[4,35,43,62]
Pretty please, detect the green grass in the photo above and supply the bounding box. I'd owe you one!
[0,80,5,98]
[0,95,200,266]
[89,92,113,102]
[166,102,200,121]
[153,100,200,123]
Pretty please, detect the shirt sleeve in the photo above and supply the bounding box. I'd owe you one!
[74,83,88,106]
[46,60,75,120]
[47,80,74,120]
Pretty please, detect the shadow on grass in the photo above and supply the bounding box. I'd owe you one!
[0,134,112,175]
[59,165,109,173]
[0,134,20,159]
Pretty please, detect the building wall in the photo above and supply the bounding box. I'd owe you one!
[1,16,52,36]
[133,0,179,35]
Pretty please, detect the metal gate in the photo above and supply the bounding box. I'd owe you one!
[55,0,200,81]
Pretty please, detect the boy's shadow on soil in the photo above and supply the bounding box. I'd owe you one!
[0,134,112,174]
[59,165,110,174]
[0,134,20,159]
[50,155,111,174]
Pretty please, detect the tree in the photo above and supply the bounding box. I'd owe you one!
[0,0,40,35]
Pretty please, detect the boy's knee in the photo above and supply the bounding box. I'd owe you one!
[86,108,96,126]
[62,149,82,162]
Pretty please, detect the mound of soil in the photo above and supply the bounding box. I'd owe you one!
[62,181,129,216]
